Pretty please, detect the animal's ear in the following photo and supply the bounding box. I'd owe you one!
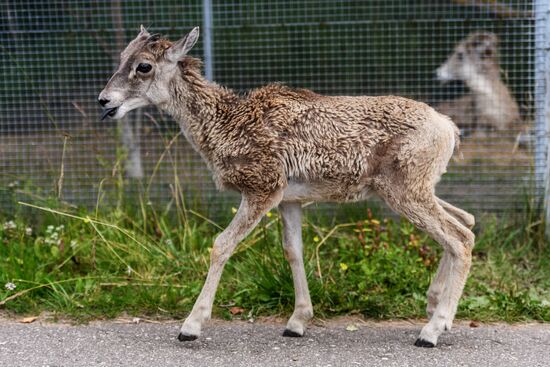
[470,32,498,59]
[165,27,200,63]
[139,25,151,38]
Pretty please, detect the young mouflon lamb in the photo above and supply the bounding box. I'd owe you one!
[99,27,475,348]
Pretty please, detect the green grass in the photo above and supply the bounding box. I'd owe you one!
[0,197,549,323]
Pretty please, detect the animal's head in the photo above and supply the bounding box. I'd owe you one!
[436,31,499,83]
[98,26,200,120]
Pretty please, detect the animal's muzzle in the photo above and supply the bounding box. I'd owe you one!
[101,107,118,121]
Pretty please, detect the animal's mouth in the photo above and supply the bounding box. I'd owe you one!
[101,107,118,121]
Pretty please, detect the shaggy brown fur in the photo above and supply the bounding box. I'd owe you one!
[165,57,461,203]
[99,27,475,348]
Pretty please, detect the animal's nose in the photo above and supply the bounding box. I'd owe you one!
[435,67,446,81]
[98,98,110,107]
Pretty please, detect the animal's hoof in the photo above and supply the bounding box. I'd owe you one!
[178,332,198,342]
[282,329,303,337]
[414,338,435,348]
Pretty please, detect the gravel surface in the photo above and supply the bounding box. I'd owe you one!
[0,318,549,367]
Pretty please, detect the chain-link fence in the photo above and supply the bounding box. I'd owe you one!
[1,1,548,216]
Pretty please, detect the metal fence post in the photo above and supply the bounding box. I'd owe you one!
[545,70,550,238]
[535,0,550,236]
[202,0,214,81]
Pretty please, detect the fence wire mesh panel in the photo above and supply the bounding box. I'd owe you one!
[0,1,548,216]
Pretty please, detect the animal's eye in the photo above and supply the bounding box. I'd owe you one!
[482,48,493,59]
[136,63,152,73]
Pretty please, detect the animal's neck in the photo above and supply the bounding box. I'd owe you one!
[465,68,502,98]
[465,67,519,126]
[161,58,237,155]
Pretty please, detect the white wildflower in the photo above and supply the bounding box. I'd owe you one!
[44,237,56,246]
[165,239,173,246]
[25,227,33,236]
[44,227,62,246]
[126,266,133,275]
[4,282,16,291]
[7,180,19,188]
[70,240,78,249]
[3,221,17,230]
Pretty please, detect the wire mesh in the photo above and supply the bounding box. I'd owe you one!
[0,0,547,216]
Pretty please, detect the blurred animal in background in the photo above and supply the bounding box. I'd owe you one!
[435,32,520,137]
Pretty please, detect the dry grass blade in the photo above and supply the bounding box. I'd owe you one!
[314,223,356,283]
[17,202,161,257]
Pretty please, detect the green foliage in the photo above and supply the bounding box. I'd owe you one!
[0,200,548,322]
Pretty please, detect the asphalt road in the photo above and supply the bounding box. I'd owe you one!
[0,318,549,367]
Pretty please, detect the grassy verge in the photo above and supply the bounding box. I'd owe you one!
[0,198,548,323]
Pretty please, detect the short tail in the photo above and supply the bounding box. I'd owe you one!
[438,111,462,159]
[452,123,461,157]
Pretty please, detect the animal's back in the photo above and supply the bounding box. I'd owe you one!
[241,85,455,201]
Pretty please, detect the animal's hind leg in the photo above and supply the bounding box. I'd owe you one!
[427,199,474,316]
[377,188,475,347]
[437,198,475,229]
[426,251,450,319]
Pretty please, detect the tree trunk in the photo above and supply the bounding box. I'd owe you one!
[111,0,143,179]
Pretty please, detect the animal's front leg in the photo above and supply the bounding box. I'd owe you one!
[178,191,283,341]
[279,202,313,337]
